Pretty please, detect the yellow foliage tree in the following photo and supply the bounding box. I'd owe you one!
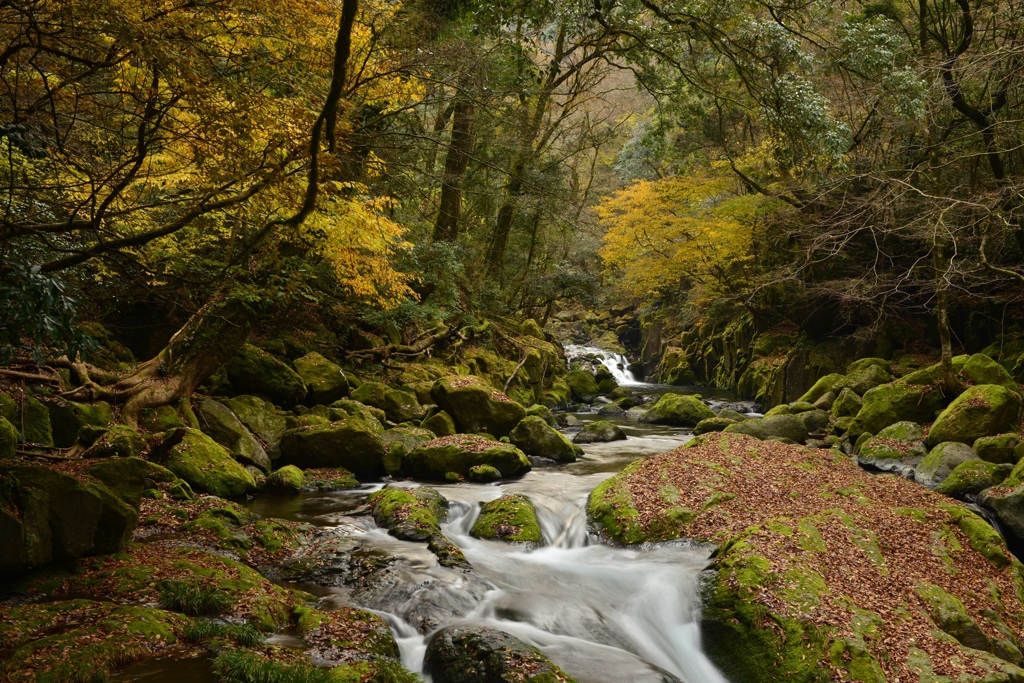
[597,171,772,301]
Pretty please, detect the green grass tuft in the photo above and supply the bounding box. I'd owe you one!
[160,579,233,616]
[212,650,333,683]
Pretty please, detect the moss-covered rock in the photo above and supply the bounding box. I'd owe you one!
[384,388,425,423]
[566,369,600,403]
[431,376,526,437]
[830,388,862,419]
[197,399,270,472]
[723,415,809,443]
[0,416,18,459]
[421,409,457,437]
[265,465,304,493]
[278,417,387,479]
[963,353,1018,389]
[694,416,737,435]
[640,394,715,427]
[161,428,256,498]
[221,395,289,446]
[975,433,1022,465]
[368,487,466,568]
[508,416,580,462]
[935,460,1013,498]
[798,408,830,434]
[525,404,556,426]
[138,404,188,433]
[88,457,176,508]
[44,399,113,448]
[400,435,530,480]
[82,424,146,459]
[797,373,846,404]
[425,627,578,683]
[382,426,435,454]
[0,464,137,572]
[226,344,307,406]
[846,382,946,440]
[837,359,892,395]
[572,420,627,444]
[471,494,543,544]
[915,441,979,488]
[350,381,389,411]
[468,464,502,482]
[586,432,1024,682]
[16,394,53,446]
[329,398,387,428]
[292,351,349,405]
[927,384,1023,447]
[855,421,927,475]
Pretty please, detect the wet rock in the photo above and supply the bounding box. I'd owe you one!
[723,415,808,443]
[399,435,530,480]
[159,428,256,498]
[573,420,626,444]
[265,465,304,493]
[292,351,349,405]
[856,421,927,476]
[509,416,581,462]
[914,442,979,488]
[369,487,467,568]
[640,394,715,427]
[226,344,307,406]
[279,417,387,479]
[471,493,543,544]
[425,627,579,683]
[197,399,271,473]
[567,370,600,403]
[693,417,736,435]
[927,384,1023,447]
[431,376,526,437]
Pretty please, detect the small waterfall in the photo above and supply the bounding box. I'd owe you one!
[564,344,641,385]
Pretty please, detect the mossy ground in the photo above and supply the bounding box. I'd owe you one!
[588,432,1024,682]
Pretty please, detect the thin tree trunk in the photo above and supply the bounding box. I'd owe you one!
[933,238,958,394]
[432,93,476,242]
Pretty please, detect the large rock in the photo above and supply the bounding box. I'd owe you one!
[855,421,927,475]
[264,465,304,493]
[796,373,845,404]
[962,353,1018,389]
[425,627,578,683]
[87,457,176,508]
[430,376,526,438]
[279,417,387,478]
[421,410,457,437]
[927,384,1022,447]
[587,432,1024,681]
[640,394,715,427]
[82,424,145,459]
[471,494,543,544]
[0,464,137,572]
[197,399,271,472]
[292,352,349,405]
[226,344,307,406]
[974,433,1022,465]
[935,460,1012,498]
[382,426,435,453]
[221,395,289,445]
[838,358,892,395]
[161,428,256,498]
[694,417,736,435]
[44,399,113,448]
[915,442,979,488]
[508,416,580,462]
[0,416,19,459]
[573,420,627,444]
[383,388,425,423]
[567,370,600,403]
[368,487,466,568]
[723,414,808,443]
[846,382,946,439]
[350,381,389,411]
[830,388,862,419]
[400,435,530,480]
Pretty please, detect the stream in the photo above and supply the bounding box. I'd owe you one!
[117,349,759,682]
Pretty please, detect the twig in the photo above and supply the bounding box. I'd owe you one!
[504,352,531,393]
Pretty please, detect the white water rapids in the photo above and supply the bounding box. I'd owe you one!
[564,344,642,386]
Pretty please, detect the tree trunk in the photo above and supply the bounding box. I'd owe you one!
[432,94,476,242]
[933,239,959,394]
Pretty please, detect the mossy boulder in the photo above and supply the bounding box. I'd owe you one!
[422,409,457,437]
[796,373,845,404]
[161,428,256,498]
[44,399,113,447]
[640,394,715,427]
[384,388,425,423]
[846,382,946,440]
[927,384,1023,447]
[400,435,530,480]
[962,353,1018,389]
[830,388,862,419]
[0,464,137,572]
[138,404,187,433]
[13,394,53,446]
[915,442,979,488]
[221,395,289,446]
[82,424,146,459]
[974,433,1022,465]
[838,359,892,395]
[566,369,600,403]
[278,417,387,479]
[855,421,927,473]
[723,415,809,443]
[935,460,1012,498]
[471,494,543,544]
[329,398,387,427]
[368,487,466,568]
[383,426,435,454]
[431,376,526,438]
[587,432,1024,682]
[226,344,307,406]
[694,417,737,435]
[798,408,830,434]
[197,399,270,472]
[508,416,581,462]
[425,627,578,683]
[979,481,1024,548]
[292,351,349,405]
[87,457,176,508]
[572,420,627,444]
[265,465,304,493]
[0,416,19,459]
[525,404,556,426]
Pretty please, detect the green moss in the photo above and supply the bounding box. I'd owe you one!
[586,472,647,545]
[162,428,256,498]
[160,578,233,615]
[943,506,1013,569]
[471,494,543,544]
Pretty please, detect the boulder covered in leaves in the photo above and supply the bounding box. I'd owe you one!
[430,376,526,437]
[398,435,530,481]
[587,432,1024,682]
